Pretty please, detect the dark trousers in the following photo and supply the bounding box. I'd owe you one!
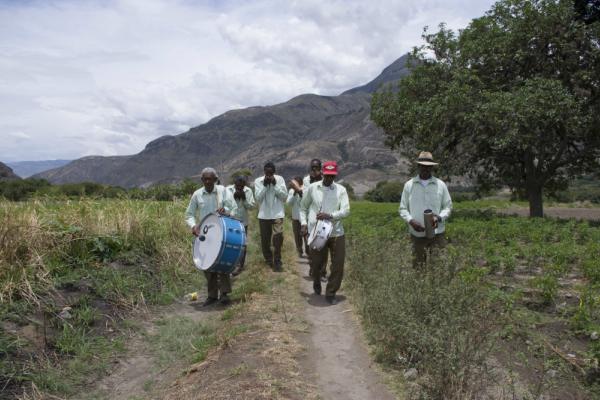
[204,271,231,299]
[309,235,345,296]
[292,219,309,256]
[259,218,284,264]
[411,234,447,268]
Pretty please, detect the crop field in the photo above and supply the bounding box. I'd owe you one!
[2,197,600,399]
[344,201,600,399]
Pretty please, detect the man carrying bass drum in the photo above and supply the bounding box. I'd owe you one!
[300,161,350,305]
[185,167,237,306]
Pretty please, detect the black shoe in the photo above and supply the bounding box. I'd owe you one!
[274,260,283,272]
[219,294,231,306]
[313,280,322,295]
[202,297,218,307]
[325,295,337,305]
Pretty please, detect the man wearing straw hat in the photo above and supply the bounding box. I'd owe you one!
[399,152,452,268]
[185,167,237,306]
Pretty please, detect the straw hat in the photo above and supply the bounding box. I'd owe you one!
[416,151,438,166]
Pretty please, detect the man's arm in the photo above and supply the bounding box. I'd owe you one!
[399,182,412,223]
[243,187,255,210]
[184,193,198,229]
[286,188,295,205]
[254,178,267,203]
[438,181,452,222]
[299,185,312,227]
[331,187,350,220]
[222,187,237,215]
[274,176,288,201]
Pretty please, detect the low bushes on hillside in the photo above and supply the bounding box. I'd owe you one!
[364,180,404,202]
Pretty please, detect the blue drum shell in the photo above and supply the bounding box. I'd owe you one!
[209,215,246,274]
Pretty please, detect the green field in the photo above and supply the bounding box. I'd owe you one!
[2,198,600,399]
[345,201,600,399]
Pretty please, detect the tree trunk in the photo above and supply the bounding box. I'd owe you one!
[523,150,544,218]
[527,182,544,217]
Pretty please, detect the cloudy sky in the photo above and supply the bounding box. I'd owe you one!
[0,0,495,162]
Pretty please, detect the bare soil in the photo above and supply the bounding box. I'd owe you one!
[499,207,600,221]
[90,302,220,400]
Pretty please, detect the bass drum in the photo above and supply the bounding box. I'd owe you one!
[192,213,246,274]
[307,219,333,251]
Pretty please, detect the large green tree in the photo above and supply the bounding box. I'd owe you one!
[372,0,600,217]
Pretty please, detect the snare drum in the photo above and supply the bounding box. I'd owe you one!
[192,213,246,274]
[307,219,333,251]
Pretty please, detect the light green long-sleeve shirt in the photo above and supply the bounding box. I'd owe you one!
[254,175,287,219]
[300,181,350,238]
[184,185,236,228]
[286,188,302,220]
[226,185,255,225]
[399,176,452,237]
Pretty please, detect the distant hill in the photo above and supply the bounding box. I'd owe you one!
[7,160,72,178]
[0,162,21,181]
[35,54,413,194]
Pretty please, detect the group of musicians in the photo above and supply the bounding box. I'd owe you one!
[185,151,452,308]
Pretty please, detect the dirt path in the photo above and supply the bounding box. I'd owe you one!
[90,302,218,400]
[297,257,396,400]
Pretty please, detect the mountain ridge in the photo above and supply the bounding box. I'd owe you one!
[35,55,412,194]
[0,162,21,181]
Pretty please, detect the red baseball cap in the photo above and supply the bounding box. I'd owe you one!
[322,161,338,175]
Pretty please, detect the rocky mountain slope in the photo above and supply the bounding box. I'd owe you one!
[35,54,412,193]
[0,162,21,181]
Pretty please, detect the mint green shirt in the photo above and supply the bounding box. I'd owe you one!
[184,185,236,228]
[300,181,350,238]
[226,185,255,225]
[399,176,452,237]
[254,175,288,219]
[286,188,302,220]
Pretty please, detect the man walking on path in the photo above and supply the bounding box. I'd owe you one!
[227,175,255,275]
[303,159,327,281]
[255,162,288,272]
[185,167,237,306]
[300,161,350,305]
[399,151,452,268]
[287,176,309,258]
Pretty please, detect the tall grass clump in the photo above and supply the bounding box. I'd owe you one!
[0,198,204,397]
[347,239,503,398]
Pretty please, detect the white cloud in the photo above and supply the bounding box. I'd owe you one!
[0,0,495,162]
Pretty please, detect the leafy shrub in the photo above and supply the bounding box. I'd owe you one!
[339,181,356,200]
[364,180,404,202]
[0,178,51,201]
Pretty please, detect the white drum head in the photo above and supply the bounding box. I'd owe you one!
[193,214,223,270]
[308,219,333,250]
